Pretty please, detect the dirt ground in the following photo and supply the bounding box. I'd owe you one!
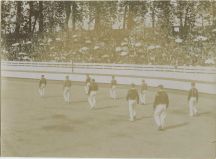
[1,78,216,158]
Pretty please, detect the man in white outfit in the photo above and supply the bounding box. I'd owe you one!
[63,75,72,104]
[110,75,117,99]
[38,75,47,97]
[88,79,98,109]
[153,85,169,130]
[140,80,147,105]
[126,83,139,121]
[188,81,199,117]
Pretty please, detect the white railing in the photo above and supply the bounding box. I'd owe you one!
[1,60,216,74]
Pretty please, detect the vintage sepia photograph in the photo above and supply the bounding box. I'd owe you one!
[1,0,216,158]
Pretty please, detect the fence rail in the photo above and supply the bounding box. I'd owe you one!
[2,60,216,74]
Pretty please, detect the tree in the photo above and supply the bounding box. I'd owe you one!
[71,2,79,30]
[157,1,174,38]
[120,1,147,30]
[41,1,65,33]
[212,1,216,26]
[38,1,43,33]
[15,1,22,36]
[64,1,71,30]
[28,1,33,33]
[1,1,14,34]
[86,1,118,31]
[175,1,197,39]
[197,1,209,27]
[149,1,157,28]
[122,4,128,30]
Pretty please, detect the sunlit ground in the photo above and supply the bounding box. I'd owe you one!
[1,78,216,158]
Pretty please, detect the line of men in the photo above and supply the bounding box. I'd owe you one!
[38,74,199,131]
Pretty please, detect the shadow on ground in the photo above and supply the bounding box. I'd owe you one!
[198,111,211,116]
[42,124,74,132]
[136,116,152,121]
[165,122,189,130]
[95,105,118,110]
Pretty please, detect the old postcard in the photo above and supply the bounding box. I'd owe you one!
[1,0,216,158]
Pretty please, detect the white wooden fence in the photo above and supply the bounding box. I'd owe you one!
[1,61,216,94]
[2,60,216,73]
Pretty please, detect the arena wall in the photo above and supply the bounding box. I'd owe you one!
[1,61,216,94]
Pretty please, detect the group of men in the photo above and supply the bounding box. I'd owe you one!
[38,74,199,131]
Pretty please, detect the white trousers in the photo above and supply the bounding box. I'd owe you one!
[38,84,45,97]
[85,82,90,94]
[189,97,198,116]
[63,87,71,103]
[154,104,167,128]
[128,100,136,121]
[110,85,117,99]
[140,90,147,104]
[88,91,96,108]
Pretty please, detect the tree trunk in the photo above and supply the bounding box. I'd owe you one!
[212,1,216,26]
[28,1,33,33]
[179,11,183,28]
[151,2,155,28]
[94,6,101,31]
[179,11,183,38]
[71,2,77,31]
[15,1,22,36]
[64,1,71,30]
[183,6,189,39]
[39,1,43,33]
[127,4,134,30]
[32,12,39,34]
[122,5,128,30]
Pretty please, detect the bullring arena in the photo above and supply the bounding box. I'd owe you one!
[1,61,216,158]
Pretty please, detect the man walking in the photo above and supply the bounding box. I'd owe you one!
[153,85,169,130]
[188,81,199,117]
[88,79,98,109]
[63,75,72,104]
[110,75,117,99]
[140,79,148,105]
[126,83,139,122]
[38,75,47,97]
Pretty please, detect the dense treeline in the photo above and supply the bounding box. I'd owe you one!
[1,1,216,66]
[2,1,215,37]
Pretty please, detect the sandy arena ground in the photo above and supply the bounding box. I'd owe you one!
[1,78,216,158]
